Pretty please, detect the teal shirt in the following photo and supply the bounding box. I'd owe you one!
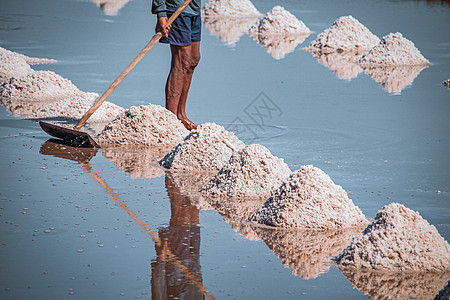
[152,0,201,17]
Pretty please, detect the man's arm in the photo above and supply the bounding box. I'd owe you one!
[152,0,171,37]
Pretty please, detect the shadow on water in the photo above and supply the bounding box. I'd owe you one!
[39,139,215,300]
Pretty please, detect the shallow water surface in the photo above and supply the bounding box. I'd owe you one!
[1,0,450,299]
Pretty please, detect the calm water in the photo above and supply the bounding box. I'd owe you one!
[1,0,449,299]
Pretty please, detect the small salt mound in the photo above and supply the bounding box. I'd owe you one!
[253,227,363,279]
[251,31,310,60]
[200,144,291,199]
[248,6,310,36]
[202,0,262,18]
[250,165,369,230]
[203,16,258,46]
[160,122,245,173]
[363,65,428,94]
[306,15,380,53]
[96,104,189,147]
[90,0,131,16]
[359,32,431,66]
[1,71,84,101]
[340,269,450,300]
[335,203,450,272]
[31,92,124,123]
[0,48,33,80]
[308,51,364,80]
[0,47,57,65]
[102,146,167,179]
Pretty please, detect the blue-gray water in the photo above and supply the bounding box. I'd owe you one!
[1,0,449,299]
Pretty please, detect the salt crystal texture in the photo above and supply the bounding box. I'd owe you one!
[96,104,189,147]
[1,71,84,101]
[31,92,124,123]
[248,6,311,36]
[202,0,262,18]
[306,15,380,53]
[340,269,450,300]
[203,16,258,45]
[250,165,369,230]
[160,122,245,173]
[1,48,33,80]
[90,0,131,16]
[335,203,450,272]
[200,144,291,200]
[0,47,57,66]
[359,32,431,66]
[253,226,363,279]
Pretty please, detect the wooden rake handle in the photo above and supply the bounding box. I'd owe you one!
[74,0,193,131]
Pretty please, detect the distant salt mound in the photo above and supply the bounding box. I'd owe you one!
[204,16,258,45]
[249,6,310,36]
[160,122,245,173]
[96,104,189,147]
[359,32,431,66]
[335,203,450,272]
[1,70,84,101]
[201,144,291,199]
[202,0,262,18]
[306,15,380,53]
[250,165,368,230]
[309,51,364,80]
[32,92,124,123]
[90,0,131,16]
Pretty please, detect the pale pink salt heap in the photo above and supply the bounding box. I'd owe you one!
[306,15,380,53]
[202,0,262,17]
[248,6,311,36]
[359,32,431,66]
[96,104,189,147]
[335,203,450,272]
[250,165,368,230]
[90,0,131,16]
[160,122,245,173]
[200,144,291,200]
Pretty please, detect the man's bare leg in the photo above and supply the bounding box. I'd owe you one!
[165,42,200,130]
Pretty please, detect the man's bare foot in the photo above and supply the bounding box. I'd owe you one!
[179,117,197,130]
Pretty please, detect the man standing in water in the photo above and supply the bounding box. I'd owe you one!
[152,0,201,130]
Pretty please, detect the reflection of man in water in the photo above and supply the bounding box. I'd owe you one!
[152,0,201,130]
[151,175,204,299]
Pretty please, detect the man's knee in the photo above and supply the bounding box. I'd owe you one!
[173,48,200,71]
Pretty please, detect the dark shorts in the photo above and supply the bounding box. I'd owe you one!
[160,12,201,46]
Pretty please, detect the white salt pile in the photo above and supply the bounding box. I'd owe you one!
[96,104,189,147]
[305,16,380,53]
[340,269,450,300]
[335,203,450,272]
[363,65,428,94]
[200,144,291,200]
[90,0,131,16]
[1,71,84,101]
[202,0,262,18]
[203,16,258,46]
[253,227,363,279]
[250,165,368,230]
[0,47,57,65]
[253,33,310,60]
[160,122,245,173]
[248,6,311,36]
[1,48,32,80]
[309,51,364,80]
[31,92,124,123]
[102,146,167,179]
[359,32,431,66]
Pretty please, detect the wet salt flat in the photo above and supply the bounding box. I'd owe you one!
[1,0,450,299]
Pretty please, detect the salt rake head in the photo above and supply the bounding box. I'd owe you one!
[39,121,100,148]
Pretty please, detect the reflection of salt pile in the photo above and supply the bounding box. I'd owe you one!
[248,6,310,60]
[160,122,245,173]
[201,144,291,199]
[102,146,167,179]
[202,0,262,17]
[31,93,124,123]
[363,65,428,94]
[203,16,258,46]
[250,165,368,230]
[308,51,364,80]
[359,33,431,66]
[96,104,189,147]
[340,269,450,300]
[306,16,380,53]
[90,0,131,16]
[230,222,260,241]
[207,197,266,222]
[249,6,310,36]
[0,47,56,80]
[335,203,450,272]
[168,172,215,211]
[253,227,363,279]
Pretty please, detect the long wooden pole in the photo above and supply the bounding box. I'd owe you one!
[74,0,193,131]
